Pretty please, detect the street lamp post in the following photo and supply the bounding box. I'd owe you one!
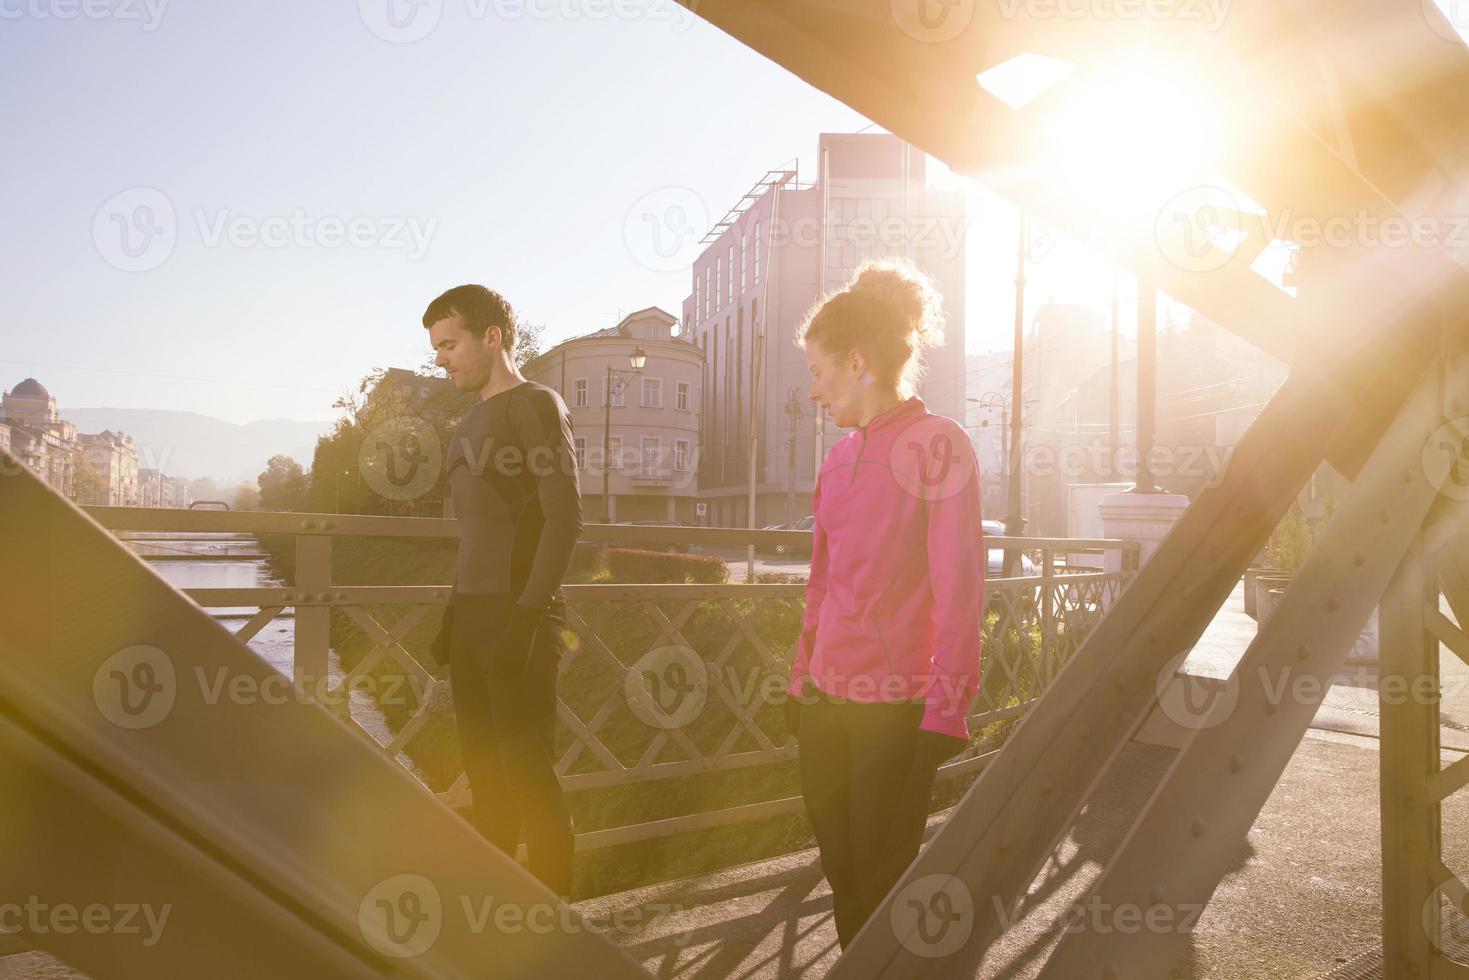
[602,346,647,524]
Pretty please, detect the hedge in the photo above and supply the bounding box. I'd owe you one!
[604,547,729,584]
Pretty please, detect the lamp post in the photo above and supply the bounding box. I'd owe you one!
[602,346,647,524]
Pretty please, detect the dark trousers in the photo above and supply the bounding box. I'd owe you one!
[449,594,573,897]
[798,692,940,948]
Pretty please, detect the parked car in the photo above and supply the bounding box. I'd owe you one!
[983,519,1037,576]
[759,515,813,558]
[611,520,690,554]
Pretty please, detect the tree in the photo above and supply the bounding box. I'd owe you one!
[257,455,308,512]
[189,476,221,503]
[232,482,261,511]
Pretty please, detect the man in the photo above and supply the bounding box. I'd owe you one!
[424,284,581,898]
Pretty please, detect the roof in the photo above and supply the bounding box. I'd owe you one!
[10,378,50,400]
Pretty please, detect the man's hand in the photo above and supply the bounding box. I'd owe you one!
[485,603,546,677]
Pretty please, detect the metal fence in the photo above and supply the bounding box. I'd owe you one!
[89,507,1139,852]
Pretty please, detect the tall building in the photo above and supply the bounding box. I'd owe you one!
[523,307,702,524]
[682,133,967,527]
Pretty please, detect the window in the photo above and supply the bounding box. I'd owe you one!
[602,377,625,408]
[727,244,735,298]
[608,435,624,468]
[716,255,723,309]
[641,435,662,474]
[703,266,711,318]
[676,380,690,411]
[641,377,663,408]
[572,378,588,408]
[693,277,700,321]
[740,233,747,290]
[573,437,586,470]
[675,439,690,471]
[754,221,762,281]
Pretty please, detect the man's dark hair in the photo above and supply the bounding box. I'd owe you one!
[422,285,517,351]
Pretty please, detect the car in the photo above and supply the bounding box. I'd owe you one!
[759,515,813,558]
[610,520,690,554]
[983,520,1037,576]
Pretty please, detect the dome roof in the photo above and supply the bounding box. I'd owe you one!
[11,378,50,400]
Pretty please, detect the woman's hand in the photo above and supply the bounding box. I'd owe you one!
[917,728,968,768]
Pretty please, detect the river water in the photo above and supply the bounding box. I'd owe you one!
[124,532,399,750]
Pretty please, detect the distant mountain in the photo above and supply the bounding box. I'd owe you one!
[60,408,333,484]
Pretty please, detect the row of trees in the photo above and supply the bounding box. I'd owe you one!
[245,318,544,515]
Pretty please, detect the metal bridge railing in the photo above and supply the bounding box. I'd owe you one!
[88,507,1140,852]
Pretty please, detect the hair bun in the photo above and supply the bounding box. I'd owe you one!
[850,259,944,349]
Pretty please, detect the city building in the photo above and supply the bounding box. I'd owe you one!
[682,132,967,527]
[79,430,139,507]
[523,307,702,524]
[2,377,190,508]
[1,378,78,499]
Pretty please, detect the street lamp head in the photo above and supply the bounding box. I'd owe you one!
[630,346,647,372]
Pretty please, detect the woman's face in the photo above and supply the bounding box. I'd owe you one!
[805,341,865,428]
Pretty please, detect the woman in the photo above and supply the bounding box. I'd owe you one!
[787,258,985,949]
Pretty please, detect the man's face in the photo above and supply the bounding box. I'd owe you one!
[429,314,500,394]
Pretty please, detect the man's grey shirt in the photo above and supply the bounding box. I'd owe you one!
[445,381,583,607]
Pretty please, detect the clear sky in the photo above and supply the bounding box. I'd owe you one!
[0,0,1157,426]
